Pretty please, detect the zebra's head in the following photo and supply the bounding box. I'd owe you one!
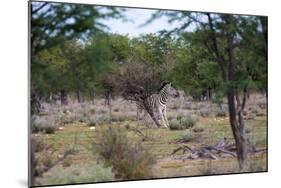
[159,81,180,98]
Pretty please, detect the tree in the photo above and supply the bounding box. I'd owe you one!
[130,34,175,65]
[108,34,130,64]
[31,2,124,55]
[81,34,118,102]
[170,32,222,101]
[30,1,125,111]
[145,11,267,168]
[33,43,74,105]
[114,61,169,127]
[60,40,84,103]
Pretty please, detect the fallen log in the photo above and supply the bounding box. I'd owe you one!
[171,138,266,160]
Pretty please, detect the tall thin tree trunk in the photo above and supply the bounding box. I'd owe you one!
[105,90,112,123]
[225,14,248,168]
[206,13,248,169]
[76,89,81,103]
[227,90,248,169]
[60,89,68,105]
[91,90,95,104]
[31,88,42,114]
[108,92,112,123]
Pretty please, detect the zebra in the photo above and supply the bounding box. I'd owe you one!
[136,81,179,128]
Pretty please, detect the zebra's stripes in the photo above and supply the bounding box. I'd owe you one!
[136,82,179,128]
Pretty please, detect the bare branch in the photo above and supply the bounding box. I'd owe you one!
[32,2,48,15]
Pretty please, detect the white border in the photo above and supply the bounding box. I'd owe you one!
[1,0,280,188]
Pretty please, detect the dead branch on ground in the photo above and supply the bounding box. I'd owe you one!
[171,138,267,160]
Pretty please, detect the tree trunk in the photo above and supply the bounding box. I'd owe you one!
[227,90,248,169]
[31,88,42,114]
[108,92,112,123]
[60,90,68,105]
[208,87,212,101]
[105,90,112,122]
[206,14,249,169]
[76,89,81,103]
[90,90,95,104]
[225,14,248,168]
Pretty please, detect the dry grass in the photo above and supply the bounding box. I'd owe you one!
[31,93,267,186]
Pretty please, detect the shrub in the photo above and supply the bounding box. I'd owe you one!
[93,125,155,179]
[125,124,130,130]
[31,137,45,153]
[176,130,195,142]
[86,116,98,127]
[199,108,211,117]
[192,125,204,133]
[41,155,53,169]
[199,160,216,175]
[31,116,57,134]
[90,108,96,114]
[245,158,267,172]
[169,116,196,130]
[258,103,267,109]
[111,115,126,122]
[251,107,259,114]
[215,110,227,117]
[245,113,256,120]
[256,111,266,117]
[113,108,120,112]
[39,164,114,185]
[83,114,110,127]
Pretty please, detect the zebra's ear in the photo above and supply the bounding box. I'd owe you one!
[158,81,169,92]
[161,80,170,86]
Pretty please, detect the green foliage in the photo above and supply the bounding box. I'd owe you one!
[31,2,124,55]
[39,164,114,185]
[169,115,196,130]
[108,34,130,62]
[130,34,175,65]
[31,2,125,104]
[94,126,155,179]
[176,130,195,142]
[81,34,116,94]
[31,2,267,112]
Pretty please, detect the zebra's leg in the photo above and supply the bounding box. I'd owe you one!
[158,106,167,128]
[143,111,152,128]
[163,106,169,128]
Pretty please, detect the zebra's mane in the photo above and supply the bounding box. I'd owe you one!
[157,81,170,92]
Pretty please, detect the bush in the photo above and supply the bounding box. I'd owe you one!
[176,130,195,142]
[31,137,45,153]
[94,125,155,179]
[245,113,256,120]
[199,108,211,117]
[251,107,259,114]
[39,164,114,185]
[192,125,204,133]
[215,110,227,117]
[113,108,120,112]
[256,111,266,117]
[169,116,196,130]
[85,116,98,127]
[31,116,57,134]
